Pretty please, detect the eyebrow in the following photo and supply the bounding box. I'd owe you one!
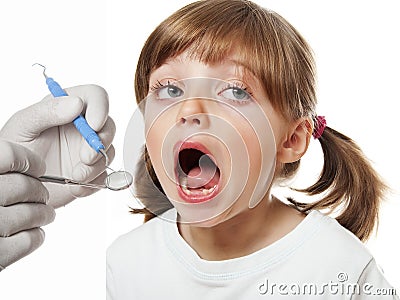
[226,59,256,74]
[226,59,247,68]
[151,57,258,84]
[163,56,248,69]
[224,59,259,82]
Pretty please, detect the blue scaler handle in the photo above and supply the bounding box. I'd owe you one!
[45,77,105,153]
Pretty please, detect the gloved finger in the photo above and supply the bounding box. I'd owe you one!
[45,184,76,209]
[0,140,46,177]
[69,171,108,198]
[80,117,116,165]
[0,173,49,206]
[63,84,109,131]
[0,228,45,271]
[72,145,115,183]
[45,170,108,208]
[0,96,83,141]
[0,203,55,237]
[45,145,114,208]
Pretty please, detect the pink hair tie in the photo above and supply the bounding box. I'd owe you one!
[313,116,327,139]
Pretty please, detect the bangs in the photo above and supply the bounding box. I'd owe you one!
[135,0,316,119]
[141,1,262,72]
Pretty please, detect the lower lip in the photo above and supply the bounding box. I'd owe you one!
[176,181,220,204]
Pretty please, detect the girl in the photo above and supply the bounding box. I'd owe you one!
[107,0,397,299]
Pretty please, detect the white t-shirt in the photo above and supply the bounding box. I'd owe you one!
[107,209,398,300]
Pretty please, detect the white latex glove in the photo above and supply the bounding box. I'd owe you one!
[0,85,116,208]
[0,140,55,271]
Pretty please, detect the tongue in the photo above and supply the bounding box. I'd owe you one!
[187,166,219,189]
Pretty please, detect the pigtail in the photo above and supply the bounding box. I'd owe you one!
[290,126,387,241]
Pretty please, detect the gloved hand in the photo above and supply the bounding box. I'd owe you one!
[0,140,55,271]
[0,85,116,208]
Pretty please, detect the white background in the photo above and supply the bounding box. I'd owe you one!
[0,0,399,299]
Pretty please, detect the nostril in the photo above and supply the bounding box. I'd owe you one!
[180,117,201,125]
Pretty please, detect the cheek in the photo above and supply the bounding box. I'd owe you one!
[146,133,161,170]
[264,110,289,151]
[229,104,278,208]
[226,115,263,188]
[240,127,262,186]
[146,125,164,163]
[145,113,174,181]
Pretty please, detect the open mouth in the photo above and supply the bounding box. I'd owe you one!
[176,143,221,203]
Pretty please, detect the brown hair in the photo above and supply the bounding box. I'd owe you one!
[132,0,386,241]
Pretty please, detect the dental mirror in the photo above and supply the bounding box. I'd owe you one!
[104,170,134,191]
[39,149,133,191]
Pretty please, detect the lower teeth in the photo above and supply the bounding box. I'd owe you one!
[179,177,216,196]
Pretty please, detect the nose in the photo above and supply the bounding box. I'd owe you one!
[176,99,210,128]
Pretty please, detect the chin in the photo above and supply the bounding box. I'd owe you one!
[178,206,237,228]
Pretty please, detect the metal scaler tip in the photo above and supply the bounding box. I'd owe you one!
[32,63,48,79]
[99,148,116,173]
[99,148,109,167]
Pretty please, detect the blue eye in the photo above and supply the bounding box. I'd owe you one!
[219,84,252,103]
[157,85,184,100]
[150,80,184,100]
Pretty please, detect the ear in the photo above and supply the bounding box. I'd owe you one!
[277,118,312,163]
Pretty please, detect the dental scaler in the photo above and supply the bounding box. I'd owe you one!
[32,63,109,163]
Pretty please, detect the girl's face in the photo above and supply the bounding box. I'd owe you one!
[143,51,293,226]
